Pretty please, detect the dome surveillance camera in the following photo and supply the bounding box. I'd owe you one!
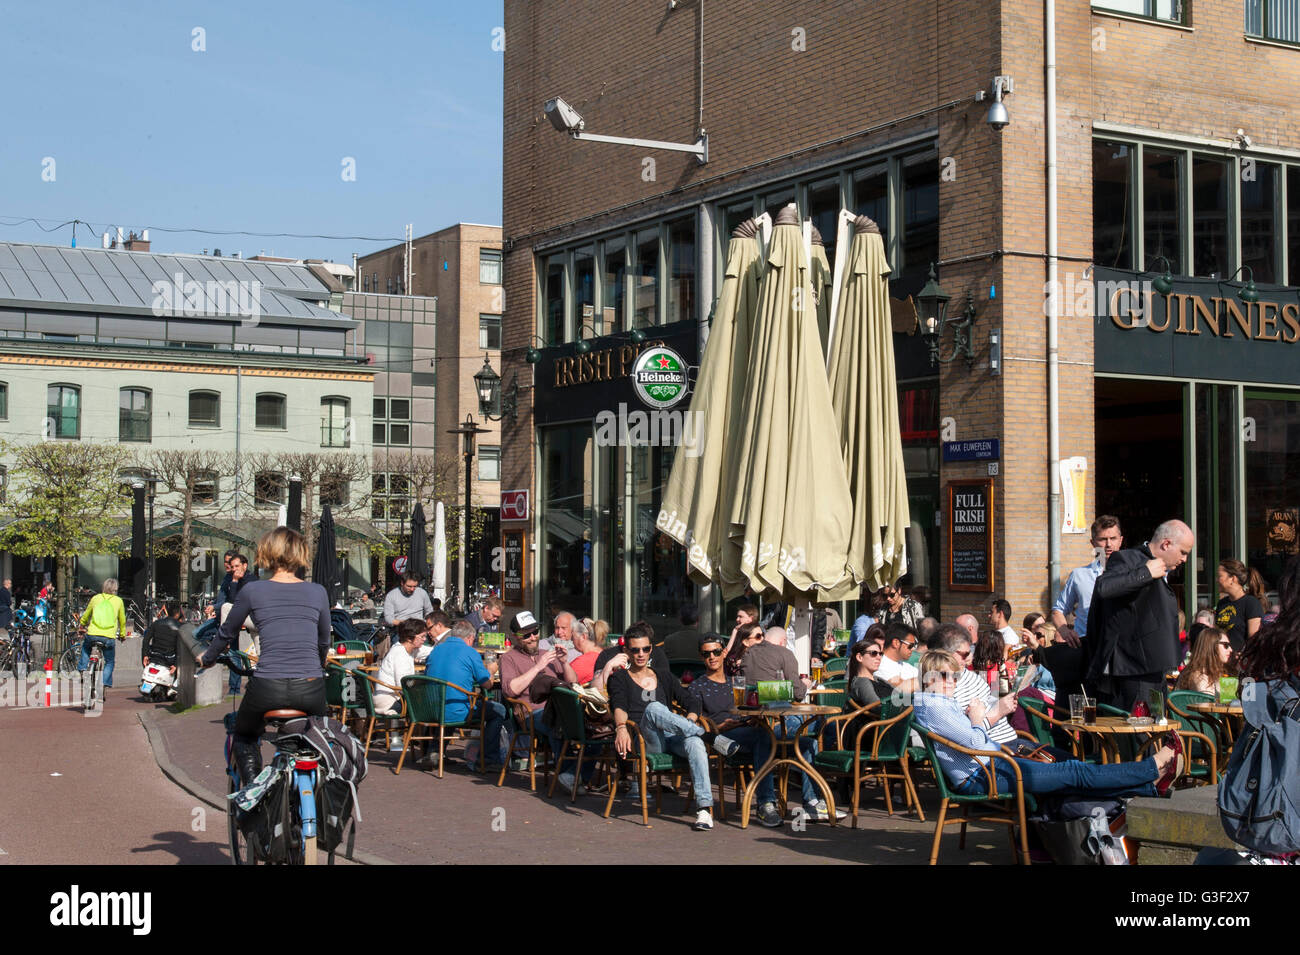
[986,101,1010,131]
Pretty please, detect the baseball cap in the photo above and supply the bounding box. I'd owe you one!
[509,611,540,635]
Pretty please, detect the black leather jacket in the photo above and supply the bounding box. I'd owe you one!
[1084,544,1181,680]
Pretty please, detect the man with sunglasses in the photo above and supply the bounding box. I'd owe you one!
[929,623,1018,745]
[609,622,722,831]
[876,622,920,693]
[684,634,745,728]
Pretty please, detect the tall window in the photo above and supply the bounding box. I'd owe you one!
[478,445,501,482]
[119,388,151,442]
[1192,156,1232,278]
[189,390,220,428]
[372,397,409,446]
[321,396,350,448]
[255,393,287,430]
[1242,161,1279,284]
[901,154,940,288]
[47,384,80,439]
[194,470,219,505]
[1092,0,1184,24]
[544,255,566,345]
[633,229,658,329]
[667,216,696,325]
[1247,0,1300,43]
[0,381,8,420]
[1093,141,1134,269]
[479,314,502,350]
[480,249,503,284]
[1143,148,1183,273]
[600,237,627,334]
[254,471,287,508]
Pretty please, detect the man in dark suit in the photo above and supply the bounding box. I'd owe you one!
[1084,519,1194,710]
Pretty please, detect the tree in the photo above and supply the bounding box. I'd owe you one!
[0,441,132,642]
[244,451,370,558]
[381,451,488,575]
[143,449,236,605]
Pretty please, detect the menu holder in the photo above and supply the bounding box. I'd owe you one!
[478,631,506,649]
[1218,676,1239,705]
[757,680,794,704]
[1147,688,1167,724]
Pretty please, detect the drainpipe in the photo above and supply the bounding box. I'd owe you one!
[234,365,242,521]
[1045,0,1061,602]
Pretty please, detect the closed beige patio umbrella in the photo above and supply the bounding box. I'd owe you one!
[810,226,834,360]
[827,215,910,590]
[658,219,764,589]
[725,204,855,601]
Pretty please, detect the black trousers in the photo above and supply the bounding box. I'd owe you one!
[233,676,326,744]
[1096,672,1164,712]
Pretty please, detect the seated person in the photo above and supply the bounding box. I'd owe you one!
[846,625,894,707]
[720,604,760,674]
[1175,626,1234,696]
[664,603,702,660]
[912,649,1183,798]
[418,610,452,664]
[722,622,764,679]
[373,619,426,714]
[731,627,844,827]
[499,611,576,712]
[683,634,744,728]
[141,601,184,673]
[427,620,507,770]
[609,622,726,831]
[876,622,920,693]
[568,618,605,684]
[971,629,1009,694]
[591,628,675,694]
[929,623,1020,748]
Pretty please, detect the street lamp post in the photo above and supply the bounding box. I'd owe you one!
[146,477,157,619]
[447,413,488,609]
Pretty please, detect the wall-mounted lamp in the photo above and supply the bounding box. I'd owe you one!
[574,322,599,355]
[523,335,548,365]
[474,355,520,422]
[1146,256,1175,296]
[1219,266,1260,304]
[916,264,978,369]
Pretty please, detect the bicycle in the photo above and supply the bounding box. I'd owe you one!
[213,652,323,866]
[82,633,108,711]
[2,624,38,677]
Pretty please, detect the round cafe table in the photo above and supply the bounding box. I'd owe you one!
[1187,700,1244,743]
[1067,715,1180,764]
[729,703,841,828]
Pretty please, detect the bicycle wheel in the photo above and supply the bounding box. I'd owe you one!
[227,775,257,865]
[84,658,101,710]
[58,642,81,674]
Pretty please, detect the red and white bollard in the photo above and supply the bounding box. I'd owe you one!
[44,658,53,707]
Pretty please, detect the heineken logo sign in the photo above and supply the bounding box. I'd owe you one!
[631,347,689,409]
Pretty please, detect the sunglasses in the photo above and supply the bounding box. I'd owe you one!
[856,648,883,658]
[701,648,725,657]
[628,645,653,655]
[1217,642,1232,649]
[900,640,917,651]
[933,671,962,681]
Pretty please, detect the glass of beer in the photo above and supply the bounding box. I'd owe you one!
[731,676,746,708]
[1069,694,1085,724]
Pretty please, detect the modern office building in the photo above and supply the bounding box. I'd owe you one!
[500,0,1300,634]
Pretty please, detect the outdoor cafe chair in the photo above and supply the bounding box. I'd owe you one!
[698,715,757,822]
[497,696,555,792]
[352,670,407,757]
[546,687,618,802]
[324,662,369,726]
[1018,696,1089,760]
[395,675,488,777]
[1168,689,1230,767]
[823,657,849,676]
[920,729,1032,866]
[814,700,926,824]
[601,719,694,827]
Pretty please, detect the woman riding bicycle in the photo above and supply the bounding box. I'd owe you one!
[78,577,129,694]
[199,527,331,786]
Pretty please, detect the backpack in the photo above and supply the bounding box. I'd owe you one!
[1218,678,1300,855]
[87,594,120,632]
[275,715,367,861]
[236,760,299,864]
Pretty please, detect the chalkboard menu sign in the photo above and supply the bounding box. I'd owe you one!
[948,479,994,592]
[502,530,526,605]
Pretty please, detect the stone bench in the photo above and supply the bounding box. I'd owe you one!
[1126,785,1243,865]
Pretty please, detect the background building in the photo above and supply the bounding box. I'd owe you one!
[501,0,1300,635]
[357,223,504,594]
[0,240,376,599]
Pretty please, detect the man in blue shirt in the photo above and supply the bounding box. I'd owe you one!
[1052,515,1122,639]
[427,619,507,770]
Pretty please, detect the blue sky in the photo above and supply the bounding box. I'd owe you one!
[0,0,503,264]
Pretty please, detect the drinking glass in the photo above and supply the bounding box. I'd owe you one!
[1068,694,1085,724]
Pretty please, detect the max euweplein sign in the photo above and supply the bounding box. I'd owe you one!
[1093,267,1300,383]
[948,479,994,592]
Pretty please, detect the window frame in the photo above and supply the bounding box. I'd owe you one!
[0,380,8,420]
[118,387,152,443]
[254,392,288,431]
[1090,0,1187,27]
[188,389,221,429]
[193,470,220,505]
[479,313,502,350]
[320,395,351,448]
[253,470,287,509]
[478,445,501,482]
[480,249,503,284]
[47,383,81,440]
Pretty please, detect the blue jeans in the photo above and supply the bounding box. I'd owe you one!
[78,636,117,688]
[638,702,711,809]
[473,700,508,764]
[725,717,820,805]
[956,755,1159,798]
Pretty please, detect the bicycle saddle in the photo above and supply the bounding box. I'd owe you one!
[263,709,308,720]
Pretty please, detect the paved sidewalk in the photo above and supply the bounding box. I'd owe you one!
[142,695,1018,865]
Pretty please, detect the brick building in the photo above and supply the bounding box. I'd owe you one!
[500,0,1300,635]
[357,224,505,592]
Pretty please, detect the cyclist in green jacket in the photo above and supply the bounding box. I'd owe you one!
[78,577,130,693]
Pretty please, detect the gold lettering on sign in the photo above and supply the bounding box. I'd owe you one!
[1110,286,1138,329]
[593,348,611,382]
[618,345,637,377]
[1282,304,1300,344]
[1194,297,1219,337]
[1257,302,1280,342]
[1216,298,1251,339]
[555,356,574,387]
[1148,293,1172,332]
[1171,294,1194,334]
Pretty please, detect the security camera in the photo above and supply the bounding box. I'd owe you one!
[544,97,585,134]
[1235,128,1253,149]
[976,76,1014,132]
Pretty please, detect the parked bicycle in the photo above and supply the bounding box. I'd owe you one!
[0,625,37,677]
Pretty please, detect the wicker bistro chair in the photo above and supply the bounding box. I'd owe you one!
[546,687,618,802]
[698,715,757,822]
[824,657,849,676]
[814,701,926,824]
[324,662,372,727]
[920,729,1032,866]
[1168,690,1230,770]
[353,671,408,757]
[1018,696,1089,760]
[395,675,488,777]
[496,696,557,792]
[602,719,694,827]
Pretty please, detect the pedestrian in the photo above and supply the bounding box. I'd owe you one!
[1084,519,1194,710]
[1052,515,1123,640]
[1215,559,1266,653]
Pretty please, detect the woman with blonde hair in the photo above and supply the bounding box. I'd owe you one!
[1176,626,1234,695]
[199,527,332,785]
